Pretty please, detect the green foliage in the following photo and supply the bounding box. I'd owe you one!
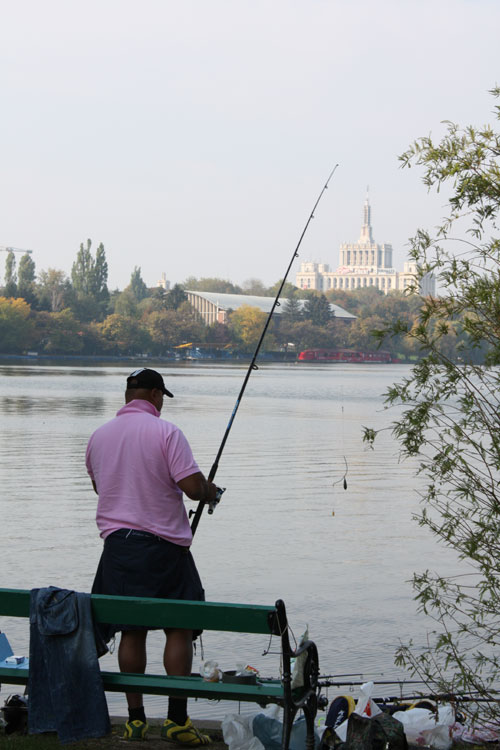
[281,293,302,322]
[183,276,242,294]
[240,278,269,295]
[112,288,139,318]
[228,305,275,352]
[36,309,84,354]
[17,253,36,305]
[0,296,35,352]
[128,266,149,301]
[277,319,339,352]
[165,283,188,310]
[70,239,109,320]
[145,307,205,354]
[3,251,18,297]
[35,269,70,312]
[364,87,500,722]
[97,314,150,355]
[268,279,298,298]
[302,293,333,326]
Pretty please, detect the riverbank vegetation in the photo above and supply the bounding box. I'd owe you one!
[364,87,500,724]
[0,240,477,361]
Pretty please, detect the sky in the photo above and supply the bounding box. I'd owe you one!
[1,0,499,292]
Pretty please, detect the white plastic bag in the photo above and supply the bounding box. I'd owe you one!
[393,705,455,750]
[222,712,265,750]
[335,681,382,742]
[291,626,309,689]
[222,706,281,750]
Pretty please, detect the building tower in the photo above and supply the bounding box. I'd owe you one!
[295,193,435,295]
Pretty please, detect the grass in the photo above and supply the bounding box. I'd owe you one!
[0,722,226,749]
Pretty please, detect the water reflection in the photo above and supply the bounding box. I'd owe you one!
[0,396,107,414]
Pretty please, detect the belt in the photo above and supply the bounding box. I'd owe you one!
[112,528,190,551]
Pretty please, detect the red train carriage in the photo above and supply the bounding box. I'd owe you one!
[298,348,395,363]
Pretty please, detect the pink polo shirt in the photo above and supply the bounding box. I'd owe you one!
[86,399,200,546]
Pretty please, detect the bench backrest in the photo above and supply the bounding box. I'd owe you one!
[0,588,283,635]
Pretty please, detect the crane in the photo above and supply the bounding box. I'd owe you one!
[0,246,33,254]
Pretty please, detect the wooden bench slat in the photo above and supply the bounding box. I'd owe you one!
[101,672,284,703]
[0,589,277,634]
[0,666,29,686]
[0,667,284,704]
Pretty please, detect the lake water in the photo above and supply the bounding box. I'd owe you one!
[0,361,457,719]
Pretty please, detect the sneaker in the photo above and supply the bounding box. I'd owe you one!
[161,717,211,745]
[124,719,149,740]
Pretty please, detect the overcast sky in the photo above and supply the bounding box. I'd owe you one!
[1,0,498,291]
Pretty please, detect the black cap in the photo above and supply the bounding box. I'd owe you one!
[126,368,174,398]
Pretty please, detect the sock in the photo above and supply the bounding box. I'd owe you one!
[168,697,188,726]
[129,706,146,724]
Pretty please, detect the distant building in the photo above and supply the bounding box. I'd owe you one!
[185,291,356,325]
[157,272,170,290]
[296,197,435,296]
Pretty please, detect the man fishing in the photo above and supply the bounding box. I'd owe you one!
[86,367,218,745]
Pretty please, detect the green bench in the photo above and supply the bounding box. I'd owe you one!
[0,588,319,750]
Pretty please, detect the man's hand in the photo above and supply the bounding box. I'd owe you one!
[177,472,218,502]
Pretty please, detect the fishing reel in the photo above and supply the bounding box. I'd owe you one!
[208,486,226,515]
[189,487,225,522]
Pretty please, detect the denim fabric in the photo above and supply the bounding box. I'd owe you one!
[28,587,111,744]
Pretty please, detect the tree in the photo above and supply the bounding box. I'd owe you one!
[165,284,188,310]
[128,266,149,301]
[277,319,332,352]
[228,305,274,352]
[0,297,35,352]
[346,314,386,351]
[17,253,36,304]
[241,278,268,296]
[112,288,139,318]
[3,251,17,297]
[182,277,242,294]
[281,295,302,322]
[145,308,205,353]
[70,239,109,320]
[36,268,70,312]
[267,279,298,298]
[302,294,333,326]
[35,309,85,354]
[97,314,150,355]
[364,87,500,723]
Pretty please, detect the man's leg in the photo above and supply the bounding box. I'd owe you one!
[119,630,148,711]
[161,629,210,745]
[164,628,193,725]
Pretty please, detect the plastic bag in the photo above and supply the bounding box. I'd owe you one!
[222,712,265,750]
[392,705,455,750]
[335,681,382,742]
[451,720,500,744]
[199,660,221,682]
[253,712,320,750]
[291,626,309,689]
[222,705,320,750]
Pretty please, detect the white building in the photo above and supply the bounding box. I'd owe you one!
[185,291,355,325]
[157,272,170,290]
[296,197,435,296]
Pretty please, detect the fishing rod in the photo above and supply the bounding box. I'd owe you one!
[190,164,339,536]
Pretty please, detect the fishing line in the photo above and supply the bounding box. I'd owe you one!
[332,386,348,512]
[190,164,340,537]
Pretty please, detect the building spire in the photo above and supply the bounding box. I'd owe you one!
[359,188,374,244]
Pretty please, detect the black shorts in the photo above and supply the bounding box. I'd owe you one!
[92,528,205,639]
